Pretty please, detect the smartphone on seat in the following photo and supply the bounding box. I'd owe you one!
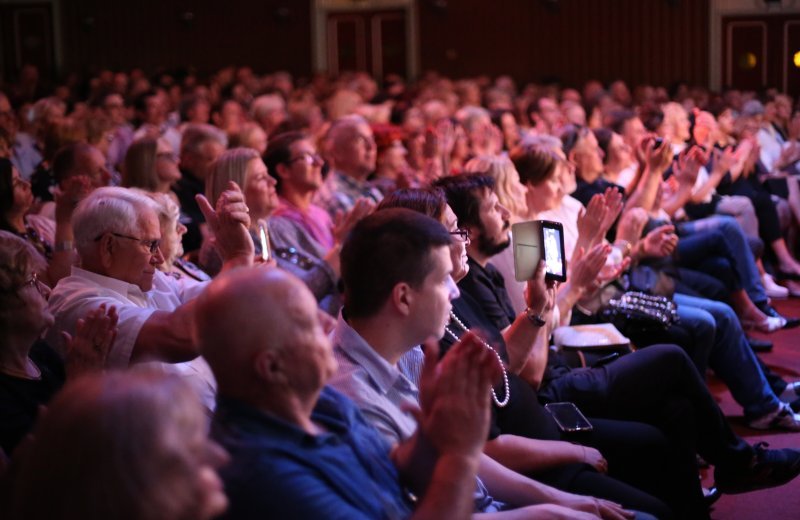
[512,220,567,283]
[545,402,593,432]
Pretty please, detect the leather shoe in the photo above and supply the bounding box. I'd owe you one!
[757,302,800,329]
[747,336,773,352]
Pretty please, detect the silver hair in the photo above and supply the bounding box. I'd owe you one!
[519,133,562,150]
[455,105,491,133]
[325,114,369,147]
[72,187,159,257]
[250,94,286,120]
[180,123,228,156]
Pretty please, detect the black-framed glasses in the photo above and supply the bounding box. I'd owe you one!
[286,152,324,166]
[449,229,470,243]
[96,232,161,254]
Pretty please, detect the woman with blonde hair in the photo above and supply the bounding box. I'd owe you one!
[464,154,528,221]
[8,370,228,520]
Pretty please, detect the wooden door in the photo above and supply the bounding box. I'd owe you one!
[0,3,55,84]
[326,9,407,79]
[723,14,800,91]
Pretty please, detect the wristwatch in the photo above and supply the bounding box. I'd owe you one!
[524,307,547,327]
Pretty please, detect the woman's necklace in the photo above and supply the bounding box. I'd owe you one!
[0,357,42,380]
[444,311,510,408]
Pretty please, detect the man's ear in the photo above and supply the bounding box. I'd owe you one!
[391,282,413,317]
[98,234,116,269]
[254,350,285,385]
[275,162,292,182]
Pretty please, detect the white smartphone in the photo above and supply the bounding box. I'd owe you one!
[512,220,567,282]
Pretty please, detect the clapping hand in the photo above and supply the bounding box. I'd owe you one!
[62,304,119,376]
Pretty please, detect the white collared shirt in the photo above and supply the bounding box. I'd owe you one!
[47,267,216,410]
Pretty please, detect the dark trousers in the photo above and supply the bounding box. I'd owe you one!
[538,344,754,473]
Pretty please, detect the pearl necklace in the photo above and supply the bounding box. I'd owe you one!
[0,357,42,380]
[444,311,510,408]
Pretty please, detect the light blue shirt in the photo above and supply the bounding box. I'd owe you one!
[329,314,502,513]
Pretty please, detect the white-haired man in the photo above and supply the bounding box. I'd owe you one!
[46,184,253,410]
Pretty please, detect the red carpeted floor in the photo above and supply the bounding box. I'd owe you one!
[702,298,800,519]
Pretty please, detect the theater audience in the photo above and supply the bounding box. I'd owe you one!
[1,66,800,518]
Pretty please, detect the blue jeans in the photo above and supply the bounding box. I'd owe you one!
[677,215,767,305]
[674,293,778,418]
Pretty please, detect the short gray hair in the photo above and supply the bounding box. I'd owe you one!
[326,114,368,148]
[72,187,158,257]
[455,105,490,133]
[180,123,227,157]
[250,94,286,120]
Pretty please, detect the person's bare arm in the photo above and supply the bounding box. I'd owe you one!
[690,147,731,203]
[476,453,632,520]
[46,176,91,285]
[484,434,607,475]
[131,301,199,363]
[501,261,555,376]
[625,138,671,212]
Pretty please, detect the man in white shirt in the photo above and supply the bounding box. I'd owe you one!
[46,185,254,409]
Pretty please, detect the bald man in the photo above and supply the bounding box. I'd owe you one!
[197,267,500,519]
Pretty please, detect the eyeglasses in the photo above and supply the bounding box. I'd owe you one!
[96,232,161,254]
[22,272,50,300]
[449,229,470,243]
[286,152,324,166]
[156,152,176,162]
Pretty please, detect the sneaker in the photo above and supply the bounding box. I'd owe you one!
[748,402,800,431]
[715,442,800,494]
[763,273,789,299]
[756,302,800,329]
